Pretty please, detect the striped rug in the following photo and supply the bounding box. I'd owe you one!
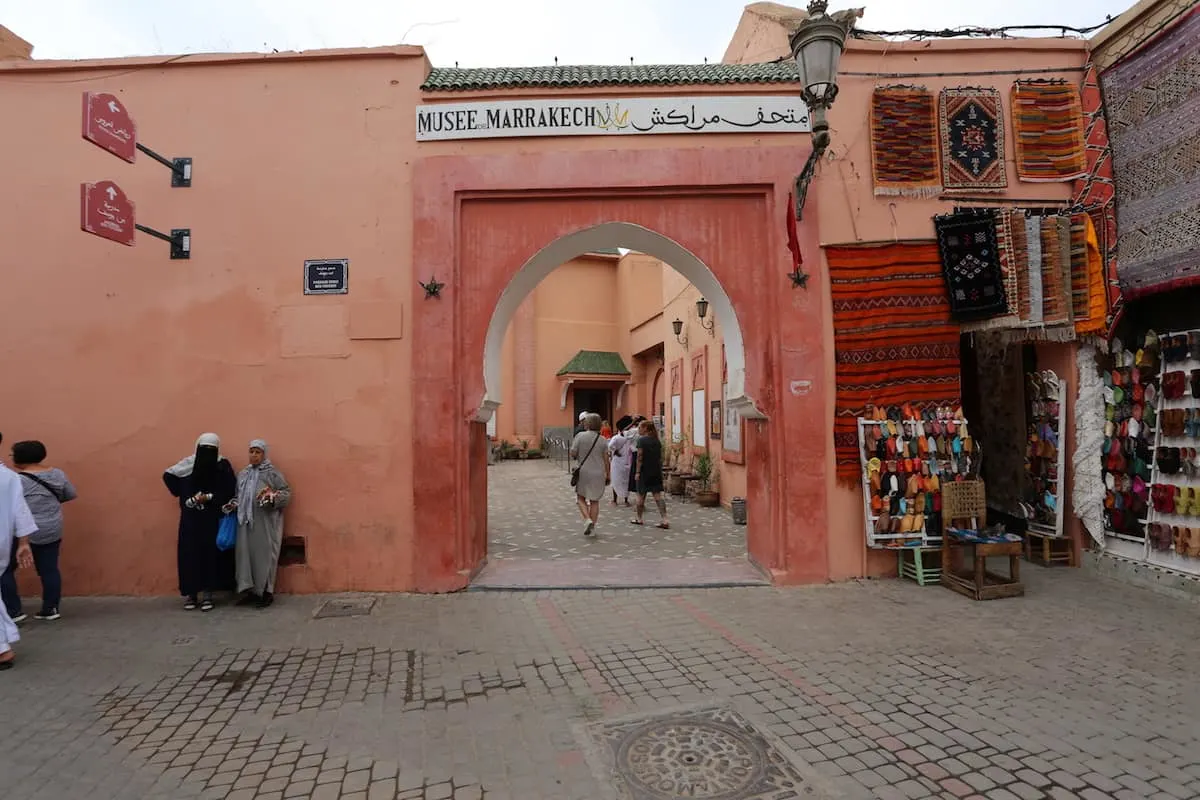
[828,242,962,483]
[1012,81,1087,182]
[870,86,942,197]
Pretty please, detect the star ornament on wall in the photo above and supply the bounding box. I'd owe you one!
[420,276,445,298]
[788,268,810,289]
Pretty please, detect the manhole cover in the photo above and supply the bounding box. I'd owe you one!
[314,597,377,618]
[590,705,825,799]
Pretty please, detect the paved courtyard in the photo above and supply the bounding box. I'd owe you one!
[478,459,762,588]
[5,567,1200,799]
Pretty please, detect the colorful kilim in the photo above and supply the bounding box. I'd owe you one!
[1102,7,1200,298]
[1038,216,1071,325]
[828,243,961,483]
[1072,64,1120,336]
[1011,210,1032,321]
[870,87,942,196]
[939,87,1007,191]
[1011,81,1087,182]
[1069,213,1090,320]
[994,210,1021,318]
[1025,217,1044,324]
[934,210,1008,321]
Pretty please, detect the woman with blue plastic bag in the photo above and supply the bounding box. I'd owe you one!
[226,439,291,609]
[163,433,237,612]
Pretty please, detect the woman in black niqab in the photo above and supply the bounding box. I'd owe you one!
[163,433,237,611]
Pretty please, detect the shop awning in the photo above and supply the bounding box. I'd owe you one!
[556,350,631,378]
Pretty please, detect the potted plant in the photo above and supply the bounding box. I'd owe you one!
[518,439,530,459]
[693,453,720,507]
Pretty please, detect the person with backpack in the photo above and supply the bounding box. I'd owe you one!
[1,440,77,622]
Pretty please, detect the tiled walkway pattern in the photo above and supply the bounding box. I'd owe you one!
[476,459,763,587]
[5,567,1200,798]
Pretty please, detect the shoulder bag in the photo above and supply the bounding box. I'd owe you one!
[571,433,601,488]
[20,472,64,503]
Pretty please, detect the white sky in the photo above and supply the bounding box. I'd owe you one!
[5,0,1136,65]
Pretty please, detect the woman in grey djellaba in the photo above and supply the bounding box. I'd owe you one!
[226,439,291,608]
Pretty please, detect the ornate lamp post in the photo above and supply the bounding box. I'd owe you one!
[790,0,855,220]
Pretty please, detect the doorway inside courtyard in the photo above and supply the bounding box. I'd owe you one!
[477,249,760,589]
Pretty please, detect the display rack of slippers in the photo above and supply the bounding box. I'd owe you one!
[1023,370,1067,538]
[1147,330,1200,570]
[858,404,978,550]
[1101,333,1156,547]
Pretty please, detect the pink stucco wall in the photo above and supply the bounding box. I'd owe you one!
[0,48,428,595]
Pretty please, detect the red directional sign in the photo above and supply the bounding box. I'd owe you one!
[81,181,136,246]
[82,92,137,163]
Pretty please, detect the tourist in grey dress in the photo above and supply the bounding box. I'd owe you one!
[226,439,291,609]
[570,413,610,536]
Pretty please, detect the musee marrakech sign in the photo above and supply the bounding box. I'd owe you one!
[415,96,811,141]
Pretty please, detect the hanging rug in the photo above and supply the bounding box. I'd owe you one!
[934,210,1009,321]
[1012,80,1087,182]
[939,87,1008,191]
[870,86,942,197]
[827,242,962,483]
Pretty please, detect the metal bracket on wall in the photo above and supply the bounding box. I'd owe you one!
[420,276,445,298]
[135,224,190,259]
[136,143,192,187]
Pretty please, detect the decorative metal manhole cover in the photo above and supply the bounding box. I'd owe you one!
[314,597,377,618]
[589,705,828,800]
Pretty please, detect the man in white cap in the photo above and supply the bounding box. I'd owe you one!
[575,411,588,436]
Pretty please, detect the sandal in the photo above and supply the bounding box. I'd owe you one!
[656,522,670,529]
[200,599,214,612]
[630,518,644,526]
[183,597,198,611]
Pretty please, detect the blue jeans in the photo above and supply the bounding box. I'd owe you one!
[1,539,62,616]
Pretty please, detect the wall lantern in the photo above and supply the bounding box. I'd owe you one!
[695,297,715,336]
[672,317,689,347]
[790,0,855,221]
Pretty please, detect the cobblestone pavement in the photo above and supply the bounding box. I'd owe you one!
[478,460,761,587]
[486,460,747,561]
[6,567,1200,799]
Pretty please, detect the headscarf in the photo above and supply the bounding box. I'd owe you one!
[236,439,273,526]
[165,433,222,478]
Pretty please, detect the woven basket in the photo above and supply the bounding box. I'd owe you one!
[942,480,986,525]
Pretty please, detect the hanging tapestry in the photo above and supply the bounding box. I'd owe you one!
[1069,213,1090,320]
[994,210,1021,316]
[1011,81,1087,182]
[870,86,942,197]
[1011,210,1033,322]
[939,87,1008,191]
[934,210,1008,321]
[827,242,961,483]
[1072,64,1120,337]
[1101,7,1200,298]
[974,334,1027,515]
[1025,216,1044,324]
[1075,214,1108,336]
[1038,216,1072,325]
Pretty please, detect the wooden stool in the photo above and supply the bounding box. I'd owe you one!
[898,547,942,586]
[1023,529,1075,567]
[939,480,1025,601]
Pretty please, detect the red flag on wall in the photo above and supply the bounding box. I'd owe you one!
[786,192,803,271]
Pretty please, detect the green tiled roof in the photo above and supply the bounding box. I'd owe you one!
[421,62,799,92]
[557,350,631,377]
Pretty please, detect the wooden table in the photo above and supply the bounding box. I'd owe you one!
[940,540,1025,601]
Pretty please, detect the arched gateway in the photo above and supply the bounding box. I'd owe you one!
[410,145,829,591]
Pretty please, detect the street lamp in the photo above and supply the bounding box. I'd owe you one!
[790,0,855,221]
[672,317,689,348]
[695,297,715,336]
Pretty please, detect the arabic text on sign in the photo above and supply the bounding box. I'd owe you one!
[415,95,812,141]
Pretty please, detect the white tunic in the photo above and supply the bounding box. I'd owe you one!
[608,430,635,500]
[0,465,38,654]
